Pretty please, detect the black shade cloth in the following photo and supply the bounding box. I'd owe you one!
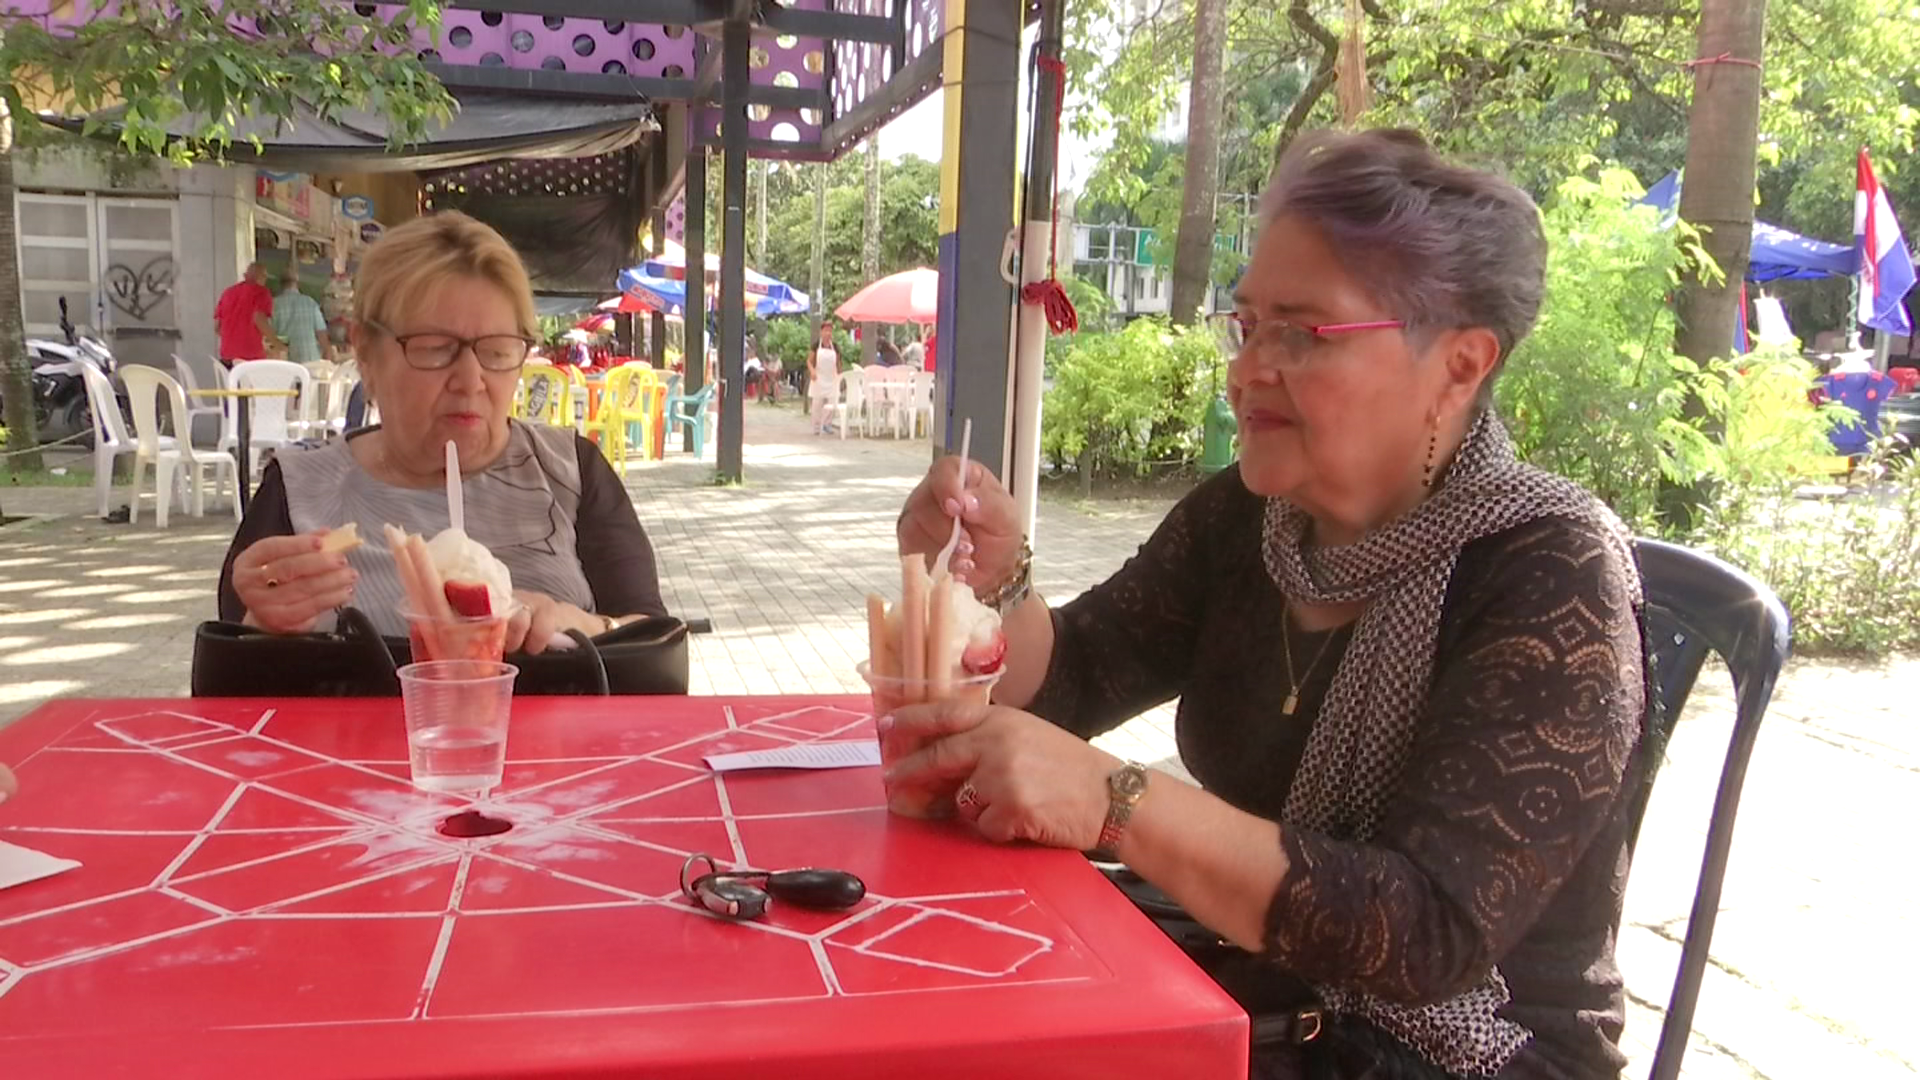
[50,89,655,174]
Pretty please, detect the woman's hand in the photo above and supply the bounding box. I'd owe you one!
[506,589,606,655]
[233,532,358,634]
[0,762,17,807]
[880,702,1118,850]
[897,457,1023,588]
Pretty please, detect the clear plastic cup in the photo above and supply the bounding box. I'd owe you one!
[397,660,518,796]
[857,661,1003,820]
[399,601,522,664]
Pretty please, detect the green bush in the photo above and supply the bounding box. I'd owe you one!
[1041,317,1224,482]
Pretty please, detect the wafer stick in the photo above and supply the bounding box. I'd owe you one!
[899,554,928,702]
[405,535,454,620]
[384,525,434,614]
[927,571,953,700]
[866,594,895,680]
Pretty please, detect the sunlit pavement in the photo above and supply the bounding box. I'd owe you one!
[1,402,1914,1079]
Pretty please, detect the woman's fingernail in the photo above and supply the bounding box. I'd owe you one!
[876,714,894,734]
[957,541,974,555]
[943,498,962,516]
[964,495,981,513]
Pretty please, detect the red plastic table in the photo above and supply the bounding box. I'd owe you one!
[0,697,1246,1079]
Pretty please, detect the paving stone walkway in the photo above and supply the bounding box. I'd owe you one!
[0,401,1912,1079]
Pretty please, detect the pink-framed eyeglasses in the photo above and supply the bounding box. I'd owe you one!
[1212,312,1405,367]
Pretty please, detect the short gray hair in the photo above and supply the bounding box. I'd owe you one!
[1261,129,1547,392]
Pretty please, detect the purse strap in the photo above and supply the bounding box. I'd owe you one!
[338,606,399,692]
[563,629,611,695]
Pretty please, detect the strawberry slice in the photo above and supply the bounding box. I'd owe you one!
[443,580,493,618]
[960,631,1008,676]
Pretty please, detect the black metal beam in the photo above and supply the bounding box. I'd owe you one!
[820,43,939,154]
[684,138,707,453]
[691,39,722,104]
[889,0,909,78]
[650,130,670,369]
[716,18,750,482]
[444,0,714,23]
[425,61,820,110]
[757,4,896,44]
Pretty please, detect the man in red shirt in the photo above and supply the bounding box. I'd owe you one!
[214,262,279,367]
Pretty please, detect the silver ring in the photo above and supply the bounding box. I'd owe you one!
[954,780,984,820]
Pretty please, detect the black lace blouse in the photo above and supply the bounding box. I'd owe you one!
[1028,466,1647,1080]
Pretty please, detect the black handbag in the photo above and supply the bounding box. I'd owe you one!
[192,607,690,698]
[1100,865,1461,1080]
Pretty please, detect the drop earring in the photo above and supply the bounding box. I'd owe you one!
[1422,421,1438,489]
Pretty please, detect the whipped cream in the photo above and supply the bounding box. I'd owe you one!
[424,527,513,613]
[935,578,1001,675]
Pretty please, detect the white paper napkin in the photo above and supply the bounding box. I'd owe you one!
[0,839,82,892]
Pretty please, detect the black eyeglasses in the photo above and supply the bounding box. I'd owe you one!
[368,321,535,372]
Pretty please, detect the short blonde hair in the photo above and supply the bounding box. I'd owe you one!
[352,211,538,339]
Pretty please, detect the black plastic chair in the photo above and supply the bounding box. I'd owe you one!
[1628,538,1792,1080]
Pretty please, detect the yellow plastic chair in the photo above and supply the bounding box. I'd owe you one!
[589,364,663,475]
[514,363,574,428]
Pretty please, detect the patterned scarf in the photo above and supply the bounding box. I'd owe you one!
[1262,410,1639,1077]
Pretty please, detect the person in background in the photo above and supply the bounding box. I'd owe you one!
[923,329,937,372]
[809,322,840,435]
[876,337,903,367]
[272,271,330,366]
[214,262,280,368]
[902,337,925,371]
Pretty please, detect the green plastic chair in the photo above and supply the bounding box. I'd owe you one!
[666,383,716,457]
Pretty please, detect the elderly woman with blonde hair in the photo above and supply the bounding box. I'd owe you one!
[218,211,666,653]
[885,130,1651,1079]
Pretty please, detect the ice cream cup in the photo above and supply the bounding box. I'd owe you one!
[860,661,1002,821]
[399,601,524,664]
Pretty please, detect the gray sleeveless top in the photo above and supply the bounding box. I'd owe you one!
[276,420,599,636]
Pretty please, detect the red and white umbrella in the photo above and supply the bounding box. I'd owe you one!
[835,267,939,325]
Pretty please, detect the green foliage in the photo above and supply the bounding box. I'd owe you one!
[1,0,456,162]
[1497,169,1715,531]
[1041,318,1224,478]
[747,154,939,323]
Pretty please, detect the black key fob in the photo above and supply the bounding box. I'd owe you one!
[692,875,769,919]
[765,869,866,910]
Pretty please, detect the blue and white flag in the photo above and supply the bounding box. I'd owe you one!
[1856,148,1916,336]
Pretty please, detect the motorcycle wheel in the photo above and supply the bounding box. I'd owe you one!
[60,397,94,450]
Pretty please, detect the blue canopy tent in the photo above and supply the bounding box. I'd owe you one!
[616,247,809,318]
[1642,171,1858,282]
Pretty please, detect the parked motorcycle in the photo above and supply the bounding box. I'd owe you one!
[3,298,124,450]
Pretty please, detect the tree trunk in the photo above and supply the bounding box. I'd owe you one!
[1169,0,1228,326]
[860,136,882,364]
[1674,0,1767,369]
[807,159,828,398]
[0,112,44,480]
[1669,0,1767,528]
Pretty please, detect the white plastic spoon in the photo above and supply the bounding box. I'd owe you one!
[445,440,464,534]
[932,418,972,578]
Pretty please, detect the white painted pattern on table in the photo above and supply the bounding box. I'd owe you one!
[0,702,1078,1024]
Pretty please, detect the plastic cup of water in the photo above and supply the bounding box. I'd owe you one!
[399,601,522,664]
[857,661,1001,820]
[397,660,518,796]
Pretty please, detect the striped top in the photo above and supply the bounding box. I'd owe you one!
[275,421,598,636]
[272,289,329,365]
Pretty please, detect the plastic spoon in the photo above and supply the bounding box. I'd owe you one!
[932,418,972,578]
[445,440,464,534]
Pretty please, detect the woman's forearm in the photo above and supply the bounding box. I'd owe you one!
[1114,771,1288,954]
[988,591,1056,708]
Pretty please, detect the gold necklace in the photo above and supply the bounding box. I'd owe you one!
[1278,603,1339,716]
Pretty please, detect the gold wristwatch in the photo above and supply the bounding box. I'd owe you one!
[1097,761,1150,854]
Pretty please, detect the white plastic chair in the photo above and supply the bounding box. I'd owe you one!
[221,360,310,478]
[118,365,239,527]
[909,370,936,440]
[172,354,225,433]
[824,368,867,440]
[323,359,360,438]
[78,362,146,520]
[296,360,337,438]
[873,367,916,438]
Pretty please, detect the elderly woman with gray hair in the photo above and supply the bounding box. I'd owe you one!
[885,129,1648,1079]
